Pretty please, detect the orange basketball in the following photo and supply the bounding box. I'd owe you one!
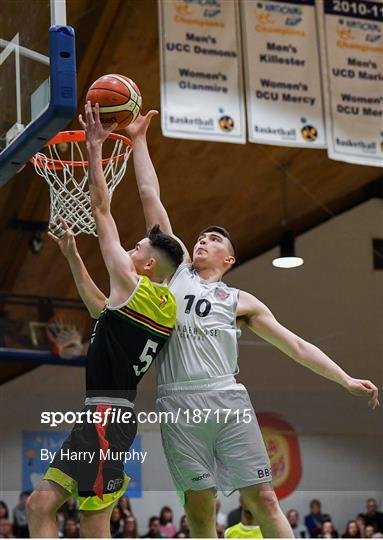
[86,74,142,129]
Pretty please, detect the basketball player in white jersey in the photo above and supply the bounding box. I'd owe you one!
[124,111,380,538]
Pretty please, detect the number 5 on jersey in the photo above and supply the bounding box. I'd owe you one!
[133,339,158,377]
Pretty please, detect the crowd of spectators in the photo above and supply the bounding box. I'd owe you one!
[0,493,382,538]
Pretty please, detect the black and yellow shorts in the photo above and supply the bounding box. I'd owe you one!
[44,404,137,511]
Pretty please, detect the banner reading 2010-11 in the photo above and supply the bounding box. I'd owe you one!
[317,0,383,167]
[158,0,246,143]
[241,0,326,148]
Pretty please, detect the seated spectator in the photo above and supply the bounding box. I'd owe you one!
[227,500,242,528]
[365,525,377,538]
[216,500,227,528]
[174,515,190,538]
[110,507,124,538]
[56,511,65,538]
[61,497,79,523]
[216,522,225,538]
[305,499,331,538]
[118,496,133,520]
[0,502,9,520]
[141,516,165,538]
[287,509,308,538]
[318,520,339,539]
[355,514,365,538]
[159,506,176,538]
[224,500,263,539]
[0,519,14,539]
[63,518,79,538]
[122,515,138,538]
[342,520,360,538]
[13,491,30,538]
[363,499,383,533]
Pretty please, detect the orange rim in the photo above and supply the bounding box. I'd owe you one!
[31,130,132,170]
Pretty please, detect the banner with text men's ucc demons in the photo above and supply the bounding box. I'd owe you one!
[158,0,246,143]
[241,0,326,148]
[317,0,383,166]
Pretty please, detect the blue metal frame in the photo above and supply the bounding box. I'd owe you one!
[0,347,85,367]
[0,25,77,186]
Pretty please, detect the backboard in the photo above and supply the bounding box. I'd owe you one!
[0,0,77,186]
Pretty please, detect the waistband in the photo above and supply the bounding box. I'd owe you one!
[157,374,238,397]
[84,396,135,408]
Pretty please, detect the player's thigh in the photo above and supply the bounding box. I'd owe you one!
[215,392,271,487]
[27,479,70,515]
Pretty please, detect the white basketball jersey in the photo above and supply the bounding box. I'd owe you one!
[155,263,240,385]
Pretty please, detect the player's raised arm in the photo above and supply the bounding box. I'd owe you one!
[79,102,139,304]
[48,219,106,318]
[237,290,380,410]
[125,112,191,262]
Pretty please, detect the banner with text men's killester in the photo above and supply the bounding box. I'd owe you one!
[242,0,326,148]
[158,0,246,143]
[317,0,383,167]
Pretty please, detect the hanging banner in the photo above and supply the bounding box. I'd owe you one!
[158,0,246,143]
[242,0,326,148]
[317,0,383,167]
[258,413,302,499]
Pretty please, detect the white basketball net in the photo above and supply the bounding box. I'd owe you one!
[46,312,85,359]
[32,132,132,236]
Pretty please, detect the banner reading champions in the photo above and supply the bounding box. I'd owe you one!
[241,0,326,147]
[317,0,383,166]
[158,0,246,143]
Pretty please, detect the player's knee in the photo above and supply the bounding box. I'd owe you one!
[243,486,280,518]
[27,490,56,518]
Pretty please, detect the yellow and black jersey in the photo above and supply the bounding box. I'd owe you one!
[86,276,176,402]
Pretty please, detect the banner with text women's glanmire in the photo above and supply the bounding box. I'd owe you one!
[158,0,246,143]
[241,0,326,148]
[317,0,383,167]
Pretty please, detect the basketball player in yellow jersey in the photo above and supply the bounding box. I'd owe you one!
[27,104,183,538]
[225,499,263,539]
[125,111,379,539]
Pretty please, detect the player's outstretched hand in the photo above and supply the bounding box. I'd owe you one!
[48,217,78,260]
[346,378,380,409]
[125,110,158,139]
[79,101,118,148]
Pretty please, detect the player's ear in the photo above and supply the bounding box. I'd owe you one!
[144,257,156,270]
[224,255,236,266]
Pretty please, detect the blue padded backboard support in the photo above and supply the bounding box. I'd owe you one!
[0,25,77,186]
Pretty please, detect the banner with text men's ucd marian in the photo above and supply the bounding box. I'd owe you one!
[241,0,326,148]
[158,0,246,143]
[317,0,383,167]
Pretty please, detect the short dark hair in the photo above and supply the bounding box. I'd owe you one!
[147,225,184,271]
[199,225,236,257]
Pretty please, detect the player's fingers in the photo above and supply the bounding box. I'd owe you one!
[94,102,101,124]
[107,122,118,133]
[59,216,69,230]
[47,231,59,243]
[86,101,95,125]
[145,109,159,121]
[78,113,86,130]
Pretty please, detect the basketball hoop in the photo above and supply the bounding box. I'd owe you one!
[31,130,132,236]
[46,311,87,359]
